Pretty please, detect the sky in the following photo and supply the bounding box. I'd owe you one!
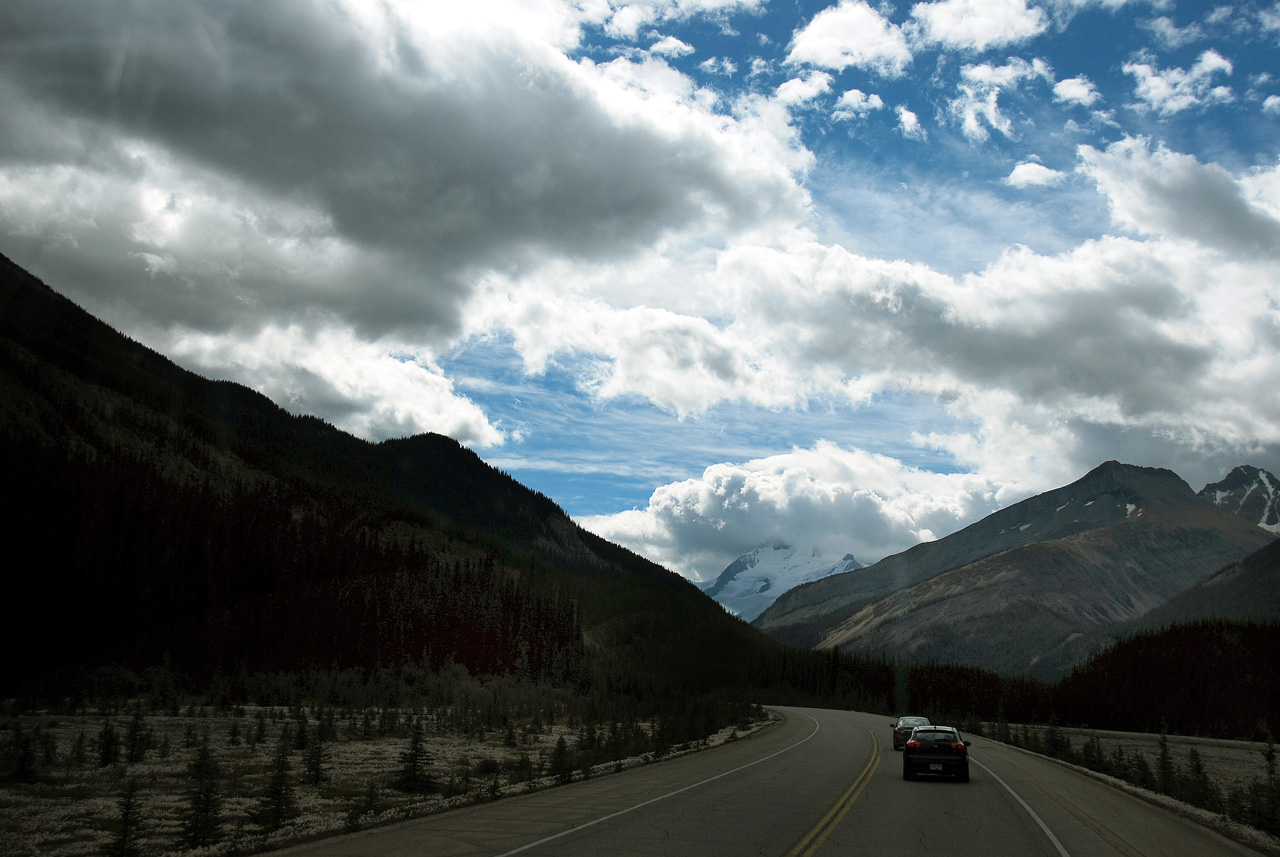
[3,0,1280,584]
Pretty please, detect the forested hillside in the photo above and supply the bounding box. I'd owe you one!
[0,251,899,722]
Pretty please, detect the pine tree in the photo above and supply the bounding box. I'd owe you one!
[395,718,435,793]
[253,731,299,832]
[549,736,574,785]
[181,732,222,849]
[304,728,327,786]
[98,719,120,768]
[125,705,148,765]
[106,779,142,857]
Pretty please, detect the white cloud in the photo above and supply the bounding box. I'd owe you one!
[951,58,1051,141]
[786,0,913,77]
[601,0,766,40]
[834,88,886,120]
[897,106,928,140]
[1006,160,1066,187]
[1054,75,1101,106]
[1124,49,1235,114]
[580,443,1009,580]
[164,324,505,444]
[910,0,1048,52]
[776,71,834,105]
[1079,136,1280,257]
[650,35,695,56]
[1264,95,1280,114]
[699,56,738,74]
[1141,15,1203,49]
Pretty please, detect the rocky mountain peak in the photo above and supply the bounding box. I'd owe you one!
[1199,465,1280,534]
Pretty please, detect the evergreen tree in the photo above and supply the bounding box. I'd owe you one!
[98,719,120,768]
[253,731,299,832]
[125,705,148,765]
[252,710,267,746]
[395,718,435,793]
[180,732,222,849]
[10,724,37,783]
[106,779,142,857]
[549,736,573,785]
[303,728,328,786]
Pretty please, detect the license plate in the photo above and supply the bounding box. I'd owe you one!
[930,763,943,771]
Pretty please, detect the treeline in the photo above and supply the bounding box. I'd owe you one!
[1053,619,1280,739]
[3,437,584,694]
[883,619,1279,742]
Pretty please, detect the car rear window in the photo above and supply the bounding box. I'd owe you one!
[914,730,956,743]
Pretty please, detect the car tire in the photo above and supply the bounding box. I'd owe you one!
[957,767,969,783]
[903,768,914,781]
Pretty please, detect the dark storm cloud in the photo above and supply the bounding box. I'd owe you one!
[0,0,798,338]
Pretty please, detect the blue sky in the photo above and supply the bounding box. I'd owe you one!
[3,0,1280,582]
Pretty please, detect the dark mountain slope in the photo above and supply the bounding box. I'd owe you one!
[0,251,772,699]
[754,462,1273,675]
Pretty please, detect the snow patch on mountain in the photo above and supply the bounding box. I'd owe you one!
[701,542,863,621]
[1199,465,1280,534]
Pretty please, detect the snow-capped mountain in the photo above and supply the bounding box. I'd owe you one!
[701,542,862,622]
[1199,465,1280,534]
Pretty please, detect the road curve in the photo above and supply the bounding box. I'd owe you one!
[273,707,1264,857]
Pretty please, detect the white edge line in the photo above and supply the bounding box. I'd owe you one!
[971,757,1072,857]
[496,712,822,856]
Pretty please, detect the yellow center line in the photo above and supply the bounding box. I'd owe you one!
[787,725,881,857]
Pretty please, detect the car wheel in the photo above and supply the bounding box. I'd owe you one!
[957,767,969,783]
[903,768,914,781]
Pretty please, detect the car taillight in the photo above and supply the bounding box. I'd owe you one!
[906,740,921,749]
[951,743,965,751]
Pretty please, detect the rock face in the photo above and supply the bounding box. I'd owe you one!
[753,461,1276,677]
[701,543,862,622]
[1199,465,1280,534]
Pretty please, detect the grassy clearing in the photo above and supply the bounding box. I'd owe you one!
[0,704,768,857]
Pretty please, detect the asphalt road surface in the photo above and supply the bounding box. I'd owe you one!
[275,706,1264,857]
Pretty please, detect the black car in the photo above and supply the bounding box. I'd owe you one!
[889,715,931,750]
[902,726,970,782]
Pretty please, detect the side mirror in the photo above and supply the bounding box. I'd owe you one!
[889,722,897,728]
[963,741,971,747]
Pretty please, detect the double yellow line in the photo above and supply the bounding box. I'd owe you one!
[787,727,881,857]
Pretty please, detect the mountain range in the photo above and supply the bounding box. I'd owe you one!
[754,461,1276,678]
[700,543,862,622]
[3,245,1275,710]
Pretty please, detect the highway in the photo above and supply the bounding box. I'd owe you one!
[275,707,1264,857]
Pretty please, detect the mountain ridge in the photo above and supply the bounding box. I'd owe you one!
[754,460,1274,675]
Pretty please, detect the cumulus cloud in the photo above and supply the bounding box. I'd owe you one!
[573,144,1280,576]
[786,0,913,77]
[1006,160,1066,187]
[1054,75,1101,106]
[0,0,807,438]
[1124,49,1235,114]
[910,0,1048,52]
[897,106,928,140]
[581,443,1008,580]
[776,71,833,105]
[1265,95,1280,114]
[650,35,695,56]
[834,89,886,120]
[1079,136,1280,258]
